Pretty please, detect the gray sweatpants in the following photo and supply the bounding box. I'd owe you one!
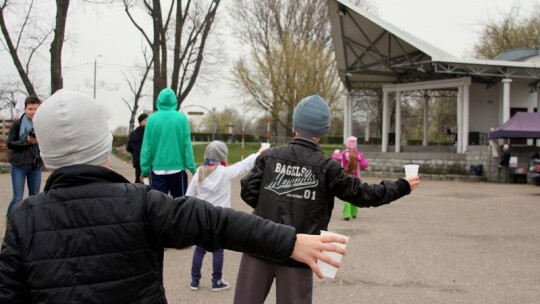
[233,253,313,304]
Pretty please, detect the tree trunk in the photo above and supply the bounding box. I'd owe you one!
[124,0,221,111]
[174,0,221,110]
[0,5,37,96]
[50,0,70,95]
[151,0,165,111]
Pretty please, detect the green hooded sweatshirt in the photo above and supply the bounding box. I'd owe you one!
[140,88,196,177]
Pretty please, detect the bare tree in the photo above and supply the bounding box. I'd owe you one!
[50,0,70,94]
[0,0,70,96]
[229,0,374,138]
[0,0,42,96]
[473,4,540,59]
[123,0,221,110]
[0,82,21,119]
[121,47,153,133]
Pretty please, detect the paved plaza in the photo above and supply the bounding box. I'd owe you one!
[1,155,539,303]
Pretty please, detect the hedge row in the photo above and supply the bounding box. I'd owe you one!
[113,133,448,147]
[113,133,350,146]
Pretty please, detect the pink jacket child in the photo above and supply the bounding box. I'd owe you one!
[339,136,368,220]
[340,136,368,178]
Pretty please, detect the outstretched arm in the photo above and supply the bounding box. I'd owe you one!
[146,192,347,275]
[331,161,420,208]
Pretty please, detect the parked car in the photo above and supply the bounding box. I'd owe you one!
[528,158,540,186]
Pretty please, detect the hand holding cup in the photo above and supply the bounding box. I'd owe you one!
[403,164,420,191]
[291,233,348,279]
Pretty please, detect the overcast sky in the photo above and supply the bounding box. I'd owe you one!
[375,0,539,58]
[1,0,539,130]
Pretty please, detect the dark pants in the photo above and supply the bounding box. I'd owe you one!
[191,246,224,282]
[134,163,142,184]
[499,166,510,183]
[150,171,188,198]
[234,254,313,304]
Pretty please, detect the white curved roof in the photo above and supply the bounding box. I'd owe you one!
[328,0,540,90]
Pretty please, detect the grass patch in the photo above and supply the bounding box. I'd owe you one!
[114,142,342,166]
[193,142,340,164]
[193,142,260,164]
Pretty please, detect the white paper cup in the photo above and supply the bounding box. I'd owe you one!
[261,142,270,149]
[404,164,419,178]
[317,230,349,279]
[334,149,340,154]
[143,177,150,185]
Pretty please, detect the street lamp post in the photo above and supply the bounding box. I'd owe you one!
[266,115,271,143]
[181,104,218,141]
[241,119,245,160]
[93,55,102,99]
[212,107,216,141]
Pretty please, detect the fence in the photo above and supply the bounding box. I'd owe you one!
[0,120,14,163]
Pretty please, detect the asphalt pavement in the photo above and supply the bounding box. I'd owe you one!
[1,155,539,303]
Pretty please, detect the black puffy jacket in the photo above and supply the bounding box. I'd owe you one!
[241,137,410,267]
[7,114,41,168]
[0,165,296,304]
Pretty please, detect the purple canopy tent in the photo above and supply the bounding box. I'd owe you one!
[489,112,540,139]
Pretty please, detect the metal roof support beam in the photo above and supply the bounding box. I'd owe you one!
[382,77,471,92]
[344,37,388,70]
[434,62,540,80]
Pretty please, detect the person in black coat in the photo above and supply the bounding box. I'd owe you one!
[499,144,511,183]
[0,89,346,304]
[127,113,148,183]
[235,95,420,304]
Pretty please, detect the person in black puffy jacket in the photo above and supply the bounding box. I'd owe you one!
[0,89,347,304]
[234,95,421,304]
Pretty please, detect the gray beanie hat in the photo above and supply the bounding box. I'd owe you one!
[33,89,113,170]
[204,141,228,162]
[293,95,331,137]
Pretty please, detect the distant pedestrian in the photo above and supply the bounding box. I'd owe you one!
[140,88,197,197]
[6,96,42,215]
[339,136,369,221]
[186,141,269,292]
[126,113,148,183]
[234,95,420,304]
[14,96,25,120]
[499,144,511,183]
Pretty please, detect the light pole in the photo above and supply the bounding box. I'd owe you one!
[266,115,271,143]
[93,55,102,99]
[181,104,218,141]
[211,107,216,141]
[241,119,245,160]
[292,73,298,138]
